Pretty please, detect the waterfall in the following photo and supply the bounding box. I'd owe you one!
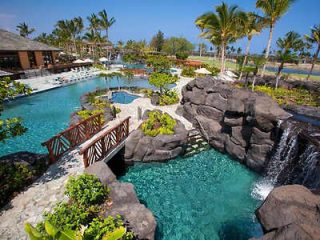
[298,145,320,189]
[264,120,320,189]
[252,120,320,200]
[265,123,300,184]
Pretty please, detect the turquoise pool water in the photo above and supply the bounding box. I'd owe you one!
[0,76,157,157]
[111,91,140,104]
[120,149,263,240]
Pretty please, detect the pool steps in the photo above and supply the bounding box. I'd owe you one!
[184,129,210,157]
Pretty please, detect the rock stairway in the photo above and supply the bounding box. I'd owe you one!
[183,129,210,157]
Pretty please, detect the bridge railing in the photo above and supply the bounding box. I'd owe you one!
[42,113,103,164]
[79,117,130,168]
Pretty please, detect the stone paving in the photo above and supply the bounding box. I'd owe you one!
[0,149,83,240]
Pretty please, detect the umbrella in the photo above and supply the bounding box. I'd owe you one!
[195,68,211,75]
[99,57,109,62]
[73,59,85,63]
[83,58,94,63]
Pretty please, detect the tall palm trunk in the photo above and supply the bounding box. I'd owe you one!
[306,44,320,80]
[105,29,109,41]
[275,61,284,89]
[220,41,226,73]
[261,24,274,77]
[238,36,252,80]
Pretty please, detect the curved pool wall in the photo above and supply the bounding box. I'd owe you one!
[120,149,263,240]
[0,76,161,157]
[111,91,140,104]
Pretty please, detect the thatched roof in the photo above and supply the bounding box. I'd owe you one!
[0,29,60,51]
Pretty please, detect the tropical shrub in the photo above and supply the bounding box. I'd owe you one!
[202,64,220,76]
[77,109,104,121]
[0,77,31,142]
[25,221,83,240]
[26,173,135,239]
[84,216,134,240]
[181,66,196,77]
[43,202,93,231]
[141,111,176,137]
[159,90,179,106]
[254,85,320,107]
[0,161,47,208]
[26,219,132,240]
[65,174,109,206]
[149,72,177,94]
[175,51,189,60]
[146,55,172,72]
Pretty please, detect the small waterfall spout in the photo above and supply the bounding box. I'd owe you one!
[264,120,320,189]
[266,123,300,184]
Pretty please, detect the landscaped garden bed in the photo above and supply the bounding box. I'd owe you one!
[25,173,136,240]
[0,152,48,209]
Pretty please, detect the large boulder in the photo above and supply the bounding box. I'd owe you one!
[86,162,157,240]
[181,77,292,172]
[124,113,188,163]
[253,185,320,240]
[84,161,116,186]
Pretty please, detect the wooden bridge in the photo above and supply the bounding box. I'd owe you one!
[42,114,130,168]
[79,117,130,168]
[42,113,103,164]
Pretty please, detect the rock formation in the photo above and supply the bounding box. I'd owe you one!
[124,111,188,163]
[85,161,157,240]
[252,185,320,240]
[180,77,292,172]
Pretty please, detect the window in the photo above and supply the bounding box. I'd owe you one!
[42,51,53,65]
[28,52,36,68]
[0,51,21,70]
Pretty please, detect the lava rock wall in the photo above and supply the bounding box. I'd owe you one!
[180,77,292,172]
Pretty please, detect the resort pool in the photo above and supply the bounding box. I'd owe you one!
[111,91,140,104]
[0,76,160,157]
[120,149,263,240]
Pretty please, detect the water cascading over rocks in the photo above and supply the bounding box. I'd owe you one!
[180,77,292,172]
[264,120,320,189]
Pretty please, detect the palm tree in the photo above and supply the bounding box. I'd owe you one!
[83,30,98,59]
[305,24,320,80]
[251,55,267,91]
[98,9,116,41]
[16,22,35,38]
[87,14,100,33]
[238,12,265,80]
[195,2,246,73]
[256,0,296,77]
[274,31,303,88]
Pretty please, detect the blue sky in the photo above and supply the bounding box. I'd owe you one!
[0,0,319,53]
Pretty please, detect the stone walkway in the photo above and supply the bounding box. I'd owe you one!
[0,149,84,240]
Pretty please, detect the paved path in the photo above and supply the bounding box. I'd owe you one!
[0,149,83,240]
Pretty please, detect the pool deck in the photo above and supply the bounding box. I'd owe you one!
[15,68,121,95]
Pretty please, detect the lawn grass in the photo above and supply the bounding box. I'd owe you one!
[189,55,320,81]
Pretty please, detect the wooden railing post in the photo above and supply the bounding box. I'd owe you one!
[83,150,89,168]
[126,118,129,136]
[101,138,106,158]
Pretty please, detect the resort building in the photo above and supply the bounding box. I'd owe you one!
[0,29,60,72]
